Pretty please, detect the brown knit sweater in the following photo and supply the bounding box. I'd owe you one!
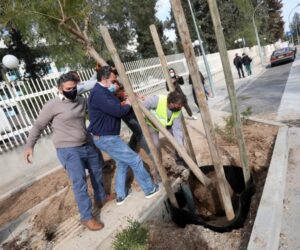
[26,96,88,149]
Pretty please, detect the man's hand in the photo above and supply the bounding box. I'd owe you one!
[136,94,145,101]
[24,148,33,164]
[125,98,131,105]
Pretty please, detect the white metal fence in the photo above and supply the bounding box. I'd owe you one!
[0,54,189,152]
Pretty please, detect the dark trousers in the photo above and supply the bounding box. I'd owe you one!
[236,66,245,78]
[122,110,150,155]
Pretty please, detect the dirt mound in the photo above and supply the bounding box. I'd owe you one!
[0,169,68,227]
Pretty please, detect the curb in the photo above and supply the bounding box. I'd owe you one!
[247,126,289,250]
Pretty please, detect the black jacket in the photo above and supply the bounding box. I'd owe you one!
[242,55,252,65]
[166,76,184,91]
[233,56,243,67]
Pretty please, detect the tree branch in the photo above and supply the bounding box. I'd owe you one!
[60,22,87,43]
[71,18,81,32]
[25,10,62,22]
[57,0,65,21]
[83,14,90,40]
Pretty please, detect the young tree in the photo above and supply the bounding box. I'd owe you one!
[1,0,171,68]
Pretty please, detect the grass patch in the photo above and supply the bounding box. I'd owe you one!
[113,219,148,250]
[215,107,252,143]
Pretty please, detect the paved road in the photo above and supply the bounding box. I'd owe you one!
[223,60,294,119]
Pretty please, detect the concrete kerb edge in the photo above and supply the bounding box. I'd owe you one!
[247,126,289,250]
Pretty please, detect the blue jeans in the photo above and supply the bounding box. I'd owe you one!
[93,135,155,199]
[56,142,106,220]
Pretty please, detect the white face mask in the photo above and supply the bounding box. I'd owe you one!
[170,72,175,78]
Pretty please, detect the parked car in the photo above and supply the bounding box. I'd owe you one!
[270,47,295,67]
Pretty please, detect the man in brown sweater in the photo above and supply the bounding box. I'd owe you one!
[24,72,111,231]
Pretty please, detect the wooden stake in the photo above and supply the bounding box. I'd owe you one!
[171,0,235,220]
[99,25,179,208]
[207,0,250,184]
[139,103,211,187]
[149,24,197,163]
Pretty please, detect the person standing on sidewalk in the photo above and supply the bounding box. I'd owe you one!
[233,53,245,78]
[188,71,211,110]
[242,53,252,76]
[166,68,197,120]
[88,66,159,206]
[24,72,112,231]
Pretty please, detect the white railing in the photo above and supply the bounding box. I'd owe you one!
[0,55,189,152]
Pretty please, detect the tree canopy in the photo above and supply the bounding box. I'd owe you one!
[167,0,284,53]
[0,0,172,71]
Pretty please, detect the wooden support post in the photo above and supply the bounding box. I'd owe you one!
[139,103,211,187]
[207,0,250,184]
[99,25,179,208]
[171,0,235,220]
[149,24,197,163]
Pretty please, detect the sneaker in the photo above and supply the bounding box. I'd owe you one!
[145,184,160,199]
[190,115,198,120]
[116,195,129,206]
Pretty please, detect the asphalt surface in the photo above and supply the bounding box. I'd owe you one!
[223,61,294,119]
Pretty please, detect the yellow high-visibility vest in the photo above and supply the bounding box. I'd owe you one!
[146,95,181,131]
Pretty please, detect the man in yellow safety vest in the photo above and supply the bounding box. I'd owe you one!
[144,91,186,165]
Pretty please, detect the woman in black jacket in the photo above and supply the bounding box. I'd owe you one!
[166,68,197,119]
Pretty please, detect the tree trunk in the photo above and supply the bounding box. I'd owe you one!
[86,45,108,66]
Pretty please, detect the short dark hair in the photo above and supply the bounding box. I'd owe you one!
[167,91,187,105]
[57,72,79,87]
[106,60,115,68]
[97,65,115,81]
[67,70,80,82]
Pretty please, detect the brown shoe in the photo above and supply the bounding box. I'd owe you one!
[94,193,116,209]
[81,218,104,231]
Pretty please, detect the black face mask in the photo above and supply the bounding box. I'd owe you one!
[169,107,181,112]
[63,88,77,100]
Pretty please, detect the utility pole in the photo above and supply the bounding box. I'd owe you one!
[187,0,216,96]
[252,1,265,65]
[207,0,250,185]
[289,3,300,45]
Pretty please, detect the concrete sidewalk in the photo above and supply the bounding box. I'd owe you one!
[276,57,300,122]
[279,128,300,249]
[277,56,300,249]
[248,55,300,249]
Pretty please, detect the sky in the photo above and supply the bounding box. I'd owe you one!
[156,0,300,41]
[282,0,300,32]
[155,0,176,41]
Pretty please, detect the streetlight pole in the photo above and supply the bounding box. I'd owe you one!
[288,3,300,45]
[187,0,216,96]
[252,1,265,65]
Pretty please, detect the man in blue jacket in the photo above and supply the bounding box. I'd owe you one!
[88,66,159,205]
